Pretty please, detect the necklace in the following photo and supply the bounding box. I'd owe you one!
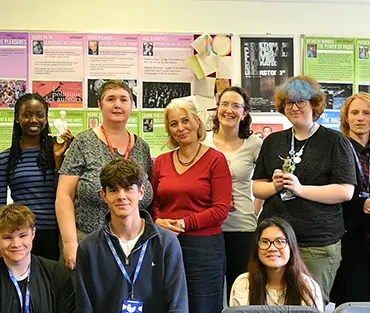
[101,125,132,159]
[177,143,202,167]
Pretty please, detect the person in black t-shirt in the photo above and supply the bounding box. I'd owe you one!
[252,75,356,306]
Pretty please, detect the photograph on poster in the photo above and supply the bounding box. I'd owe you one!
[88,40,99,55]
[32,81,83,108]
[87,79,138,108]
[251,123,284,140]
[143,42,153,56]
[307,44,317,58]
[204,110,217,131]
[32,40,43,55]
[320,82,353,110]
[241,37,294,112]
[359,84,370,93]
[143,118,154,132]
[88,118,99,129]
[142,81,191,109]
[0,80,26,108]
[359,46,369,60]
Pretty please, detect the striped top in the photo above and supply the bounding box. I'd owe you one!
[0,148,58,230]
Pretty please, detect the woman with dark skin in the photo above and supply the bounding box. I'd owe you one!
[0,93,73,260]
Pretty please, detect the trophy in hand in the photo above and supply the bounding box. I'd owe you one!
[50,110,68,137]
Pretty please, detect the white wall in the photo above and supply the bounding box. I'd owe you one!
[2,0,370,126]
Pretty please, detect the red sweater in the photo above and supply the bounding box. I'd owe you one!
[152,147,232,236]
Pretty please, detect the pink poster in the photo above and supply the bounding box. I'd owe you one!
[252,123,284,140]
[0,32,28,108]
[29,32,84,108]
[85,34,139,108]
[140,34,194,109]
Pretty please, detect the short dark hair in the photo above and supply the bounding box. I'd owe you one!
[98,80,133,103]
[0,203,35,233]
[100,158,144,191]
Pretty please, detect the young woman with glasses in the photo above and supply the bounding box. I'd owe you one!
[230,217,324,312]
[252,75,357,306]
[203,86,263,301]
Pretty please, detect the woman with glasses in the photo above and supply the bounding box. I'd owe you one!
[252,75,356,306]
[230,217,324,312]
[203,86,263,301]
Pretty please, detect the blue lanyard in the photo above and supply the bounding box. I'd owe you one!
[289,123,316,170]
[8,267,31,313]
[349,141,369,191]
[104,232,148,299]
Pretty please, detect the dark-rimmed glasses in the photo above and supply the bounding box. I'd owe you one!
[258,238,288,250]
[283,100,309,110]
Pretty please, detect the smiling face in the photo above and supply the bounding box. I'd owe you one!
[101,184,144,221]
[0,227,35,265]
[284,99,313,128]
[98,88,132,125]
[217,91,247,130]
[89,41,98,53]
[167,108,199,146]
[258,225,290,270]
[17,99,47,138]
[347,98,370,140]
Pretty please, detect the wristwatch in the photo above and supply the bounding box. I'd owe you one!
[180,219,186,230]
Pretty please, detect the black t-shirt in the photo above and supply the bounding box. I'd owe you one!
[253,126,357,247]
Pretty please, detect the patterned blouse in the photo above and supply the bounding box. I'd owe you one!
[60,129,153,233]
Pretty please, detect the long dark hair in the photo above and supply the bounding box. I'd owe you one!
[6,93,55,181]
[248,217,318,307]
[212,86,253,139]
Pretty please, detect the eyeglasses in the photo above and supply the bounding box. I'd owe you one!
[258,238,288,250]
[283,100,309,110]
[219,102,244,111]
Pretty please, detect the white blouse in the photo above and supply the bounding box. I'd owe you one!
[230,272,324,313]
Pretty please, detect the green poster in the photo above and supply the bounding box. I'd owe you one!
[127,111,140,135]
[85,109,102,130]
[48,109,86,136]
[356,39,370,92]
[304,37,355,82]
[0,110,14,151]
[140,111,170,157]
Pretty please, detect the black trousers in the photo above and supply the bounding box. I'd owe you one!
[32,229,60,261]
[224,231,254,304]
[330,231,370,305]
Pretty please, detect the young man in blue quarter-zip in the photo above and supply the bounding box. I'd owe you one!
[76,157,188,313]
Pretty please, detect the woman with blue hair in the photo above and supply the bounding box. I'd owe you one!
[252,75,357,306]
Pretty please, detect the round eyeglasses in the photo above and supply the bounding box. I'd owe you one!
[283,100,309,110]
[258,238,288,250]
[218,102,244,111]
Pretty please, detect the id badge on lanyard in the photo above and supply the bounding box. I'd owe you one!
[104,232,148,313]
[8,267,31,313]
[122,299,144,313]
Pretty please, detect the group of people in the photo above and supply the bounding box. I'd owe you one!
[0,77,369,313]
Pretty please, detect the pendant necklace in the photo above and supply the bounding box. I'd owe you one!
[177,143,202,167]
[289,122,316,166]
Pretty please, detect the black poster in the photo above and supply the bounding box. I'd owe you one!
[241,37,294,112]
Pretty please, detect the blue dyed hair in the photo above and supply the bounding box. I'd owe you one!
[275,76,326,121]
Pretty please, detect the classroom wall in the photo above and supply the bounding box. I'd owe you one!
[2,0,370,128]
